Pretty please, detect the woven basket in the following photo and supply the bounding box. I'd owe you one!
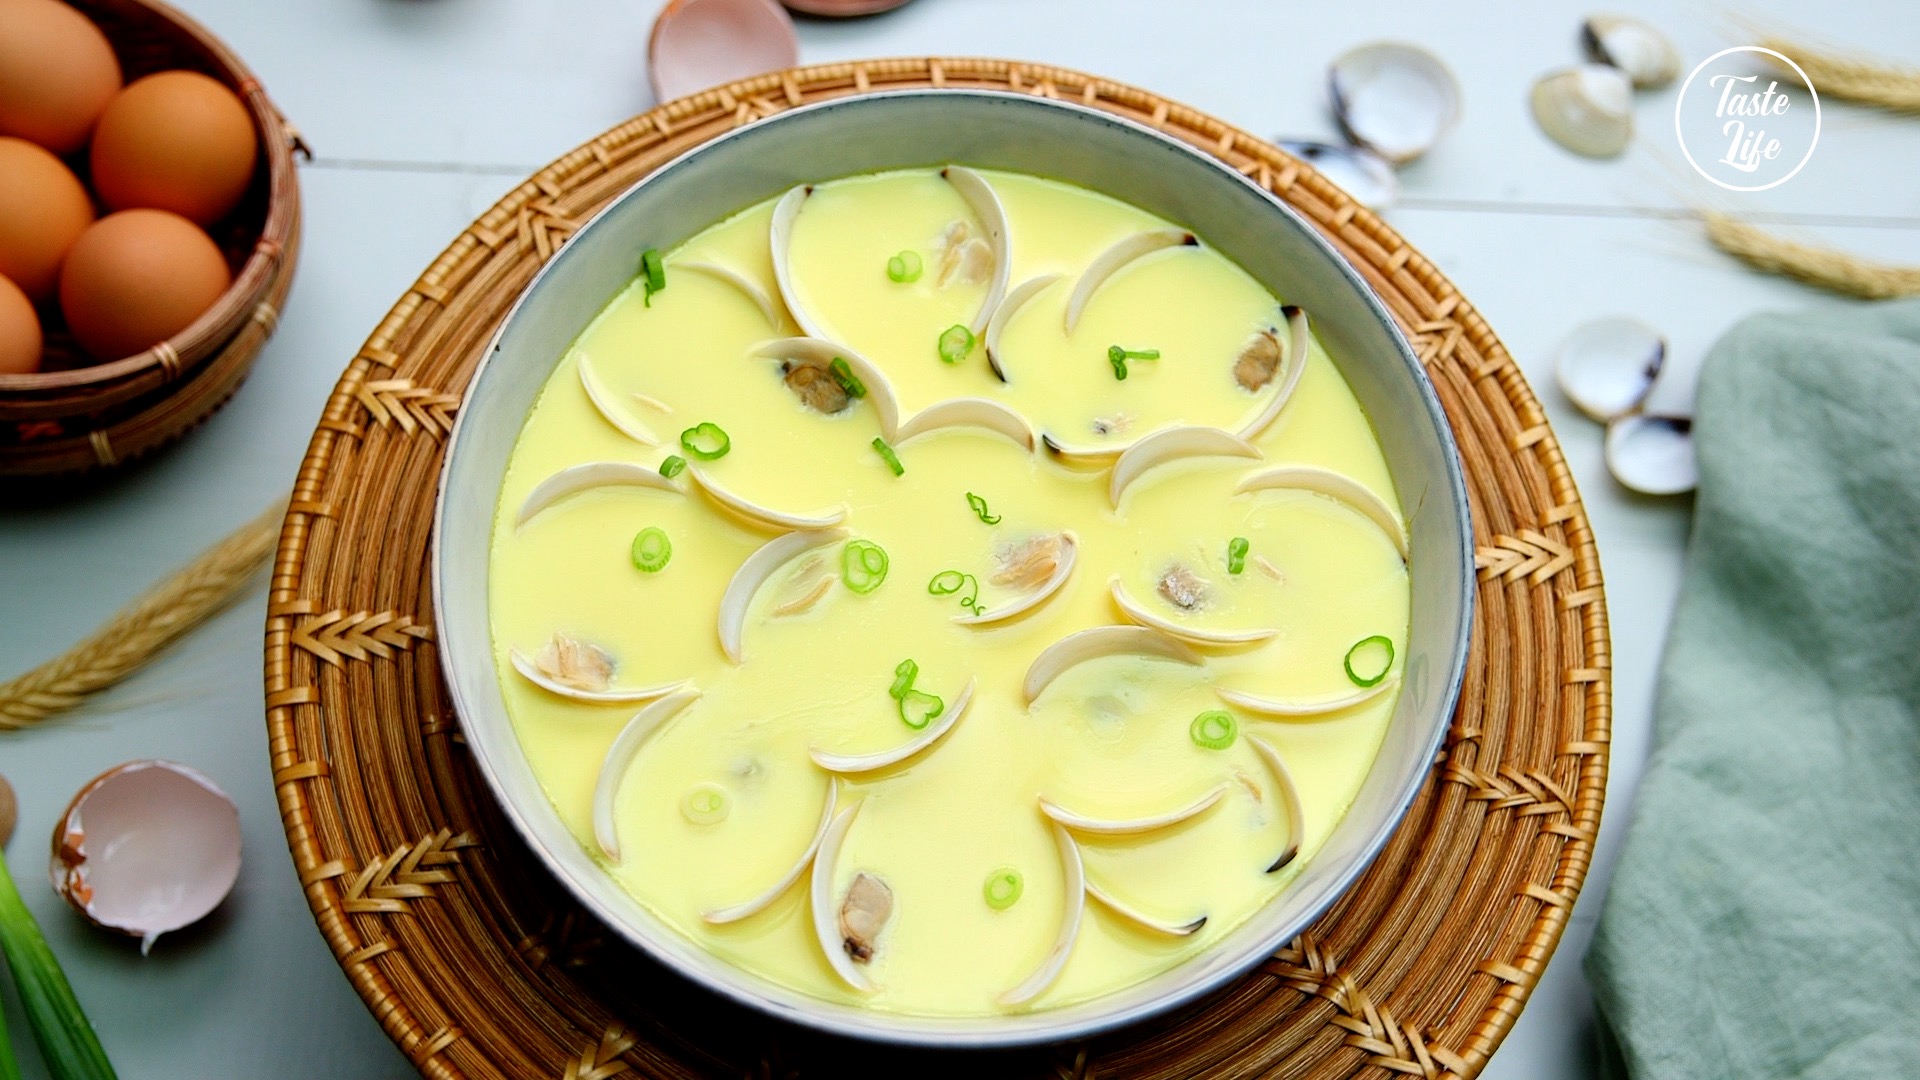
[265,59,1609,1080]
[0,0,302,478]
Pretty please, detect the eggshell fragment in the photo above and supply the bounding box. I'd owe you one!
[48,760,242,953]
[0,136,95,300]
[59,209,231,360]
[90,71,259,225]
[0,0,123,153]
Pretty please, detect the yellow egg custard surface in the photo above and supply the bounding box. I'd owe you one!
[488,167,1409,1017]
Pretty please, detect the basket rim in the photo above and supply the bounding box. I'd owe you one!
[0,0,300,397]
[429,85,1476,1049]
[264,54,1611,1080]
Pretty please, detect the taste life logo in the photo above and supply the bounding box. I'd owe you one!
[1674,46,1821,191]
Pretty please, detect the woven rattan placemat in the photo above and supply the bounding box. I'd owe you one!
[263,58,1609,1080]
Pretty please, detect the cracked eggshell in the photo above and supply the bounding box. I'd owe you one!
[647,0,797,104]
[49,761,241,952]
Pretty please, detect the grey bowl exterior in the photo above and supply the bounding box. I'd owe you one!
[432,89,1473,1048]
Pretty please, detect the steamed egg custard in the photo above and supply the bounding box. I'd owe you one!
[488,167,1410,1016]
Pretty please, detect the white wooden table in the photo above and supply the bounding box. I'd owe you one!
[2,2,1913,1075]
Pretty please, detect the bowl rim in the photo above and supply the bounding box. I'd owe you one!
[432,86,1473,1048]
[0,0,300,405]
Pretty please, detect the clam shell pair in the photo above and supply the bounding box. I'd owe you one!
[1531,16,1680,159]
[1277,42,1461,211]
[1553,316,1695,495]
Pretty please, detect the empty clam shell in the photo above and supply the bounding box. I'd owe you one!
[517,461,682,527]
[49,761,241,952]
[688,464,849,532]
[1065,229,1197,335]
[1023,626,1202,706]
[769,186,831,339]
[1531,64,1634,158]
[893,397,1036,452]
[1275,141,1399,209]
[941,166,1012,335]
[1108,577,1277,647]
[1038,783,1228,836]
[998,822,1085,1007]
[1234,466,1408,560]
[1040,432,1126,469]
[1110,425,1261,508]
[1329,42,1463,165]
[594,691,701,862]
[1083,878,1206,937]
[1582,14,1679,90]
[1248,735,1307,873]
[703,782,836,925]
[810,799,877,992]
[1214,678,1399,719]
[1605,413,1695,495]
[647,0,798,103]
[1554,316,1665,422]
[718,528,849,663]
[681,260,783,327]
[811,677,977,774]
[984,273,1061,382]
[578,355,660,445]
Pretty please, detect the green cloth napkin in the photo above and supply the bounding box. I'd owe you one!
[1585,299,1920,1079]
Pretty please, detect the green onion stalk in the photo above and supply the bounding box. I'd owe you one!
[0,844,118,1079]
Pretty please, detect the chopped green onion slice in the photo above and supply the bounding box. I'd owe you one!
[1227,536,1250,575]
[871,437,904,476]
[1190,710,1237,750]
[680,783,730,825]
[1107,344,1160,381]
[927,570,982,615]
[829,357,867,398]
[886,250,923,283]
[680,422,730,460]
[965,491,1002,525]
[842,539,890,594]
[898,688,944,730]
[937,324,975,365]
[631,527,672,572]
[658,454,687,479]
[641,247,665,306]
[983,868,1024,910]
[889,658,920,700]
[1344,635,1395,687]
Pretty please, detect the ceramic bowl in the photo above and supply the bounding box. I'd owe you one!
[433,89,1473,1048]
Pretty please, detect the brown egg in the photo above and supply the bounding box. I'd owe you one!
[59,209,230,360]
[0,0,123,154]
[0,273,43,375]
[0,136,94,300]
[90,71,257,226]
